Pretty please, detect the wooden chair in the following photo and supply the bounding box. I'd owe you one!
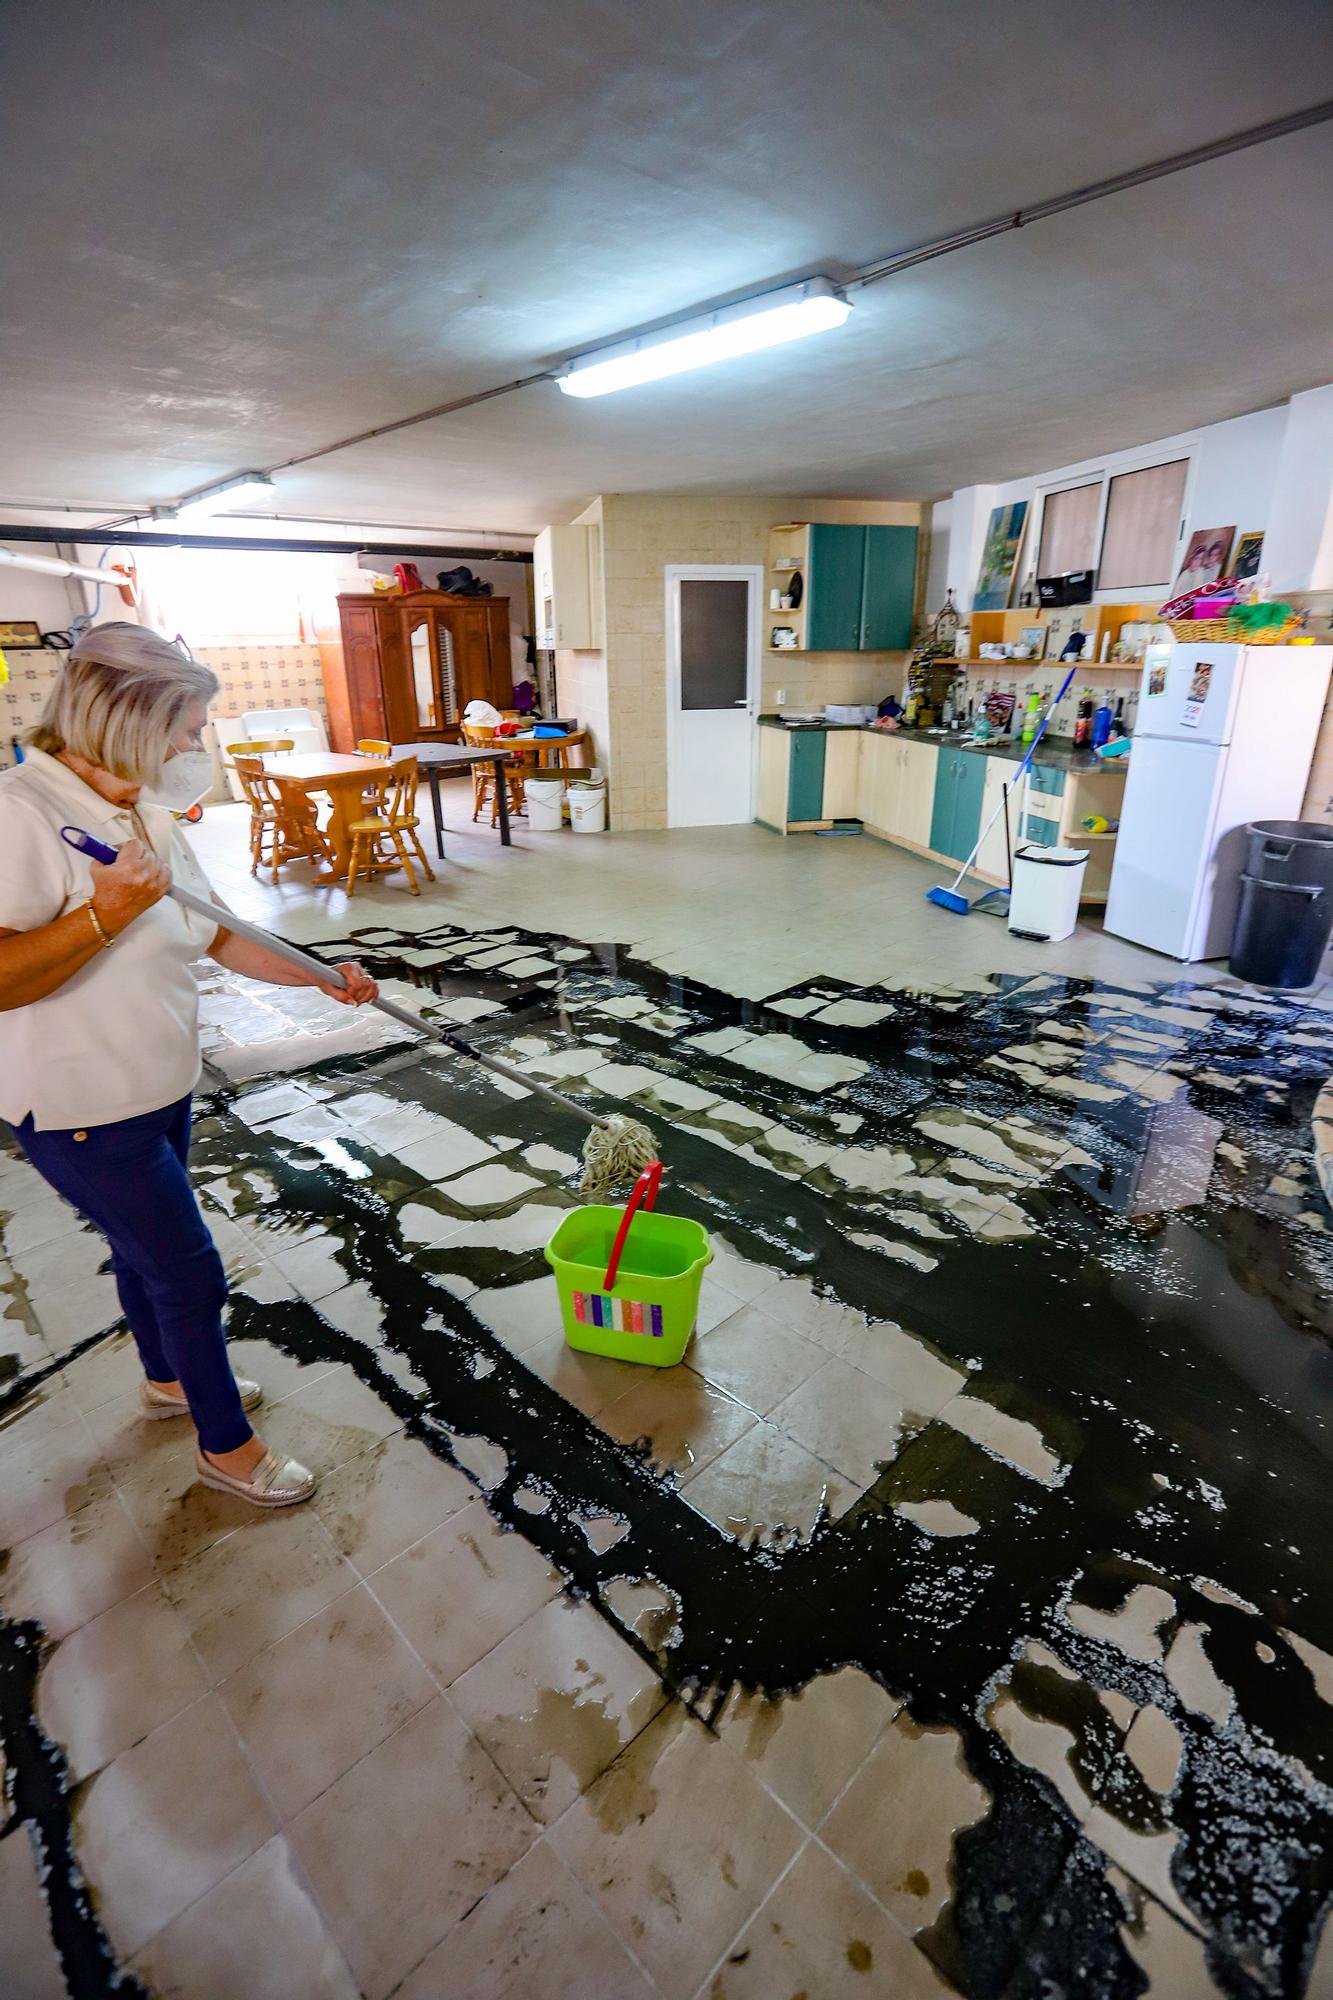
[355,738,392,757]
[230,753,330,881]
[345,755,436,896]
[462,723,524,827]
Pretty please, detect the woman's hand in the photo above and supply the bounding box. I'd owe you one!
[89,839,172,937]
[319,961,379,1007]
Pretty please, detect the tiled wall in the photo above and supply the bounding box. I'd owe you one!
[595,494,923,831]
[193,643,328,727]
[0,639,328,772]
[0,644,57,763]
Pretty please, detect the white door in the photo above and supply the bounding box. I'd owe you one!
[666,565,762,826]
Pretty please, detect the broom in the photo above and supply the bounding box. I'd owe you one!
[924,664,1077,915]
[60,827,658,1198]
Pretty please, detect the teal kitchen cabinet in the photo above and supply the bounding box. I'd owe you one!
[860,526,919,650]
[787,730,827,824]
[805,525,866,651]
[805,525,919,653]
[929,746,987,863]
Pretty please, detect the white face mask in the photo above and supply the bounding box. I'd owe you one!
[141,749,215,814]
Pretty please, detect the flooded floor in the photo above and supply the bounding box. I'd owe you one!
[3,863,1333,1997]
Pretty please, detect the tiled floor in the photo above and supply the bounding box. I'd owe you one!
[2,792,1332,1999]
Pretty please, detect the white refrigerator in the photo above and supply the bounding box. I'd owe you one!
[1104,643,1331,961]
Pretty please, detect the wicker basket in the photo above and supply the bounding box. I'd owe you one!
[1168,619,1232,641]
[1167,616,1300,646]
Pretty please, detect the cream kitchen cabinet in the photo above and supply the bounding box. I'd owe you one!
[896,739,939,847]
[533,524,603,650]
[821,730,863,819]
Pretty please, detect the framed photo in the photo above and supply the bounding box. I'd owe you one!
[0,620,43,649]
[972,501,1029,611]
[1233,532,1263,583]
[1172,526,1234,596]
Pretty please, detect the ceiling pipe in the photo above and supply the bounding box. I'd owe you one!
[0,544,130,589]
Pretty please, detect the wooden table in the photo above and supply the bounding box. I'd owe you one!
[507,727,587,771]
[259,752,392,879]
[393,740,518,857]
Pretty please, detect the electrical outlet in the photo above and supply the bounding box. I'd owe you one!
[776,688,786,705]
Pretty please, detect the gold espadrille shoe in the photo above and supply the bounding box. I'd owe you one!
[194,1447,316,1508]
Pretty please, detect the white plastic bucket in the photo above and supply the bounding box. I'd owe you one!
[1008,844,1089,943]
[569,782,607,833]
[525,776,565,831]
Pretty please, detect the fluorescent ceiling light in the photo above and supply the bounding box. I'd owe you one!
[154,472,275,524]
[556,277,851,398]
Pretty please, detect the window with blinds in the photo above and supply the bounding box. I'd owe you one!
[1099,459,1188,588]
[1037,481,1101,577]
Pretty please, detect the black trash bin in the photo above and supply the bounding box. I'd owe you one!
[1229,820,1333,988]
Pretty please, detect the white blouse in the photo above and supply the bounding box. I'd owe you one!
[0,748,222,1131]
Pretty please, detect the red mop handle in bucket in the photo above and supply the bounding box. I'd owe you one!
[602,1161,663,1291]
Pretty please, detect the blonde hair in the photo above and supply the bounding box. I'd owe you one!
[29,622,219,785]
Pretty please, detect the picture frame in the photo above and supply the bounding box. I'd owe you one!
[1233,532,1263,583]
[1172,525,1234,596]
[0,620,44,649]
[972,501,1029,611]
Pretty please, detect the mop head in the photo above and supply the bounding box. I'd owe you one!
[579,1114,659,1199]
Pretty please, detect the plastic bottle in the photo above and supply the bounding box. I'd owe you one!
[1108,696,1126,740]
[1073,690,1094,748]
[1021,691,1043,743]
[1091,698,1114,748]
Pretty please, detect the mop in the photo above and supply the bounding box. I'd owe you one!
[923,664,1077,915]
[60,826,659,1198]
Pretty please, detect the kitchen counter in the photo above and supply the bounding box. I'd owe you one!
[756,713,1128,901]
[756,713,1119,777]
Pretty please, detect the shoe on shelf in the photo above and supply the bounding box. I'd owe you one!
[194,1448,316,1509]
[140,1377,262,1420]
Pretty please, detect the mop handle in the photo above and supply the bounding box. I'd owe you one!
[59,826,607,1130]
[602,1161,663,1291]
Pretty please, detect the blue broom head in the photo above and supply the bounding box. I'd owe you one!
[925,885,971,915]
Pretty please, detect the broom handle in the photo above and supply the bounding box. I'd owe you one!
[59,827,607,1131]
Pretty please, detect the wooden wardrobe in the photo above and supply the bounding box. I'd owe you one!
[324,591,513,750]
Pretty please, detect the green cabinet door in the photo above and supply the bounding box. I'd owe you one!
[930,747,988,861]
[806,525,866,651]
[787,730,827,822]
[952,749,986,862]
[930,747,961,857]
[860,526,918,650]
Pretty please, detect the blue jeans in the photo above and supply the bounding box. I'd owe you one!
[17,1095,253,1455]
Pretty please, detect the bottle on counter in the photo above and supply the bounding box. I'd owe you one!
[1073,690,1095,748]
[1091,696,1114,748]
[1020,690,1043,743]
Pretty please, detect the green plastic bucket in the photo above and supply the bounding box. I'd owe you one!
[544,1170,711,1367]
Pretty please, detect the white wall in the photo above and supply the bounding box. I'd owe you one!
[936,397,1301,614]
[1263,385,1333,594]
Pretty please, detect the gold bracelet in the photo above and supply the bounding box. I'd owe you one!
[84,902,115,950]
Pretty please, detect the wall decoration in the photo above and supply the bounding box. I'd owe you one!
[1233,531,1264,582]
[972,501,1029,610]
[1172,525,1234,596]
[0,620,44,648]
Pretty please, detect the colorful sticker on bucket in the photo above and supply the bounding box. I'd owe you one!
[573,1292,664,1337]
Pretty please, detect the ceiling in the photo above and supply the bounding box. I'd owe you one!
[3,0,1331,535]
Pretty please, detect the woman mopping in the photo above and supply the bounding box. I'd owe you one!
[0,623,379,1508]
